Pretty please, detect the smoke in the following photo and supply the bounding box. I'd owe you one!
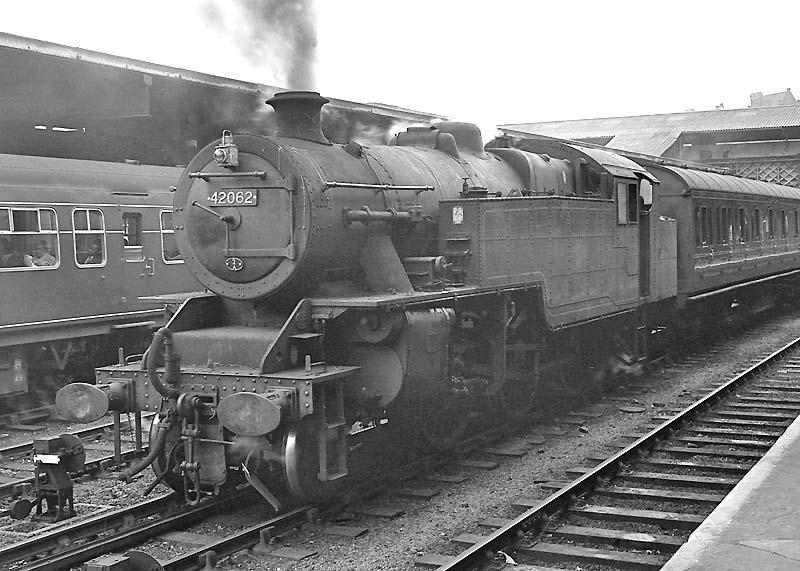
[322,107,402,145]
[200,0,317,90]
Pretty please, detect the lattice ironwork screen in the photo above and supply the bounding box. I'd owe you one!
[712,158,800,188]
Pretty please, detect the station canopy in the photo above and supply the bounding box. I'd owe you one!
[0,33,444,166]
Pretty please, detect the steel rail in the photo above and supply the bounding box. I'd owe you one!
[438,334,800,570]
[0,413,153,458]
[13,490,254,571]
[160,506,313,571]
[0,414,154,500]
[0,492,180,567]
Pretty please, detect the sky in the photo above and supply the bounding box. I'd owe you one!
[4,0,800,137]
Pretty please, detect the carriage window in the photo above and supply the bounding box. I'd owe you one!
[122,212,144,262]
[0,207,59,270]
[74,208,106,267]
[753,209,762,241]
[781,210,788,239]
[695,206,712,246]
[738,208,748,243]
[695,207,702,247]
[721,207,731,245]
[767,209,774,240]
[122,213,142,247]
[795,211,799,238]
[160,211,182,264]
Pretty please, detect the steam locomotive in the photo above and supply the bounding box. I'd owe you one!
[56,91,800,507]
[1,154,198,414]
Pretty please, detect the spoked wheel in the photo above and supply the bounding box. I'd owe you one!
[281,416,346,503]
[149,415,246,497]
[149,414,185,492]
[414,390,472,451]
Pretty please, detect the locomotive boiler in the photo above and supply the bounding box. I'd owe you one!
[55,90,800,506]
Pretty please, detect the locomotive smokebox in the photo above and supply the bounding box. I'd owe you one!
[267,91,330,144]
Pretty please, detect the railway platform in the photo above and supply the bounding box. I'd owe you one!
[661,412,800,570]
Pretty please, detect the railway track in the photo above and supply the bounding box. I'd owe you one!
[429,335,800,570]
[2,411,518,569]
[0,414,151,503]
[1,317,795,570]
[2,491,264,571]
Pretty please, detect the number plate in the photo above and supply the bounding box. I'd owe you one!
[207,189,259,206]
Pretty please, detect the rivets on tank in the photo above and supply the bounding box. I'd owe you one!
[222,386,227,391]
[305,403,310,408]
[304,391,309,396]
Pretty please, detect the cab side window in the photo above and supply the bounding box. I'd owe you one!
[74,208,106,267]
[616,181,639,225]
[0,207,59,270]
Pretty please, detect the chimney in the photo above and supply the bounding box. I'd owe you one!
[266,91,331,144]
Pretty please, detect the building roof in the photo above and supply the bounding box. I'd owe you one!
[501,106,800,156]
[0,32,445,124]
[0,32,446,164]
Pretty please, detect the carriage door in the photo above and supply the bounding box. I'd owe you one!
[121,211,154,285]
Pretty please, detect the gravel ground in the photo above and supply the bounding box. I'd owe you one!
[0,412,160,545]
[5,314,798,570]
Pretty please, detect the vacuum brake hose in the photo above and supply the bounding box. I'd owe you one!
[144,327,180,398]
[119,415,171,482]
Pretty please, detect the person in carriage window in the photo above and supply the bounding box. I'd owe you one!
[30,240,56,266]
[0,238,26,267]
[83,238,104,265]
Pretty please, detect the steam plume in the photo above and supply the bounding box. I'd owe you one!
[200,0,317,90]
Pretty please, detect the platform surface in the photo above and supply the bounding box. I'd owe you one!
[662,412,800,570]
